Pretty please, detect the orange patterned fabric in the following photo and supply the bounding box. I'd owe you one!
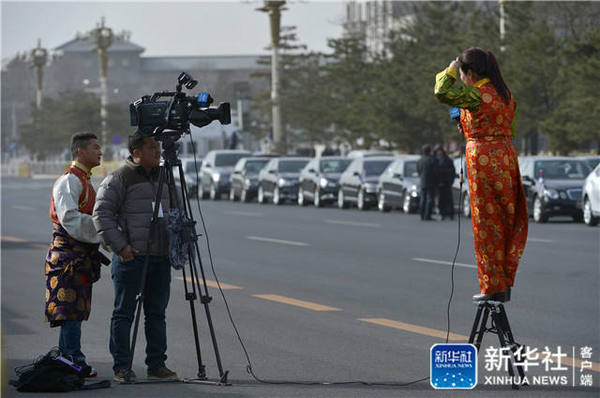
[460,82,528,294]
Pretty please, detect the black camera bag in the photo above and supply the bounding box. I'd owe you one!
[10,348,110,392]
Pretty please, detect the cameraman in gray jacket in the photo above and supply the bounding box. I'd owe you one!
[93,131,177,382]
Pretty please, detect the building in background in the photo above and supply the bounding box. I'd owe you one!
[1,33,268,158]
[343,0,414,55]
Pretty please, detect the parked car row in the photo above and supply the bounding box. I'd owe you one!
[519,156,592,223]
[176,149,599,226]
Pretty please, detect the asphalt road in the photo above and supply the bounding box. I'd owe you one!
[1,177,599,398]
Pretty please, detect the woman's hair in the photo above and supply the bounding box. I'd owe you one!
[458,47,511,104]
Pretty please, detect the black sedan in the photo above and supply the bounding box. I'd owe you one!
[257,157,310,205]
[337,156,395,210]
[376,155,421,213]
[229,157,272,202]
[298,157,352,207]
[520,156,591,222]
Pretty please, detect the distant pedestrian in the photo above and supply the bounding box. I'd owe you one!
[434,144,456,220]
[417,144,437,220]
[44,132,108,377]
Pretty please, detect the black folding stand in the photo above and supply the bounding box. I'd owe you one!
[468,298,526,389]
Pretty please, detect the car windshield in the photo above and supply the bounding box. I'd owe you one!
[584,158,600,170]
[404,161,419,178]
[245,160,269,173]
[214,153,248,167]
[320,159,351,173]
[279,160,309,173]
[184,161,200,173]
[534,160,590,180]
[364,160,392,176]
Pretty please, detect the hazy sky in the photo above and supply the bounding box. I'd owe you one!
[1,0,346,60]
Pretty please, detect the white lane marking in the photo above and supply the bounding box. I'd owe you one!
[412,257,477,269]
[246,236,309,247]
[12,206,35,211]
[324,219,380,228]
[224,211,264,217]
[527,237,554,243]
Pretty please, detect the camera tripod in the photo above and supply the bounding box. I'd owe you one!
[124,131,229,385]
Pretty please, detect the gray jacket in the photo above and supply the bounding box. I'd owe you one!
[93,157,170,257]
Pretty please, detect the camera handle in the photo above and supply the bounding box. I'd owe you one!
[125,138,229,385]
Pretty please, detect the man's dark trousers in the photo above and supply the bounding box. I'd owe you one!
[420,187,435,220]
[110,255,171,373]
[438,184,454,219]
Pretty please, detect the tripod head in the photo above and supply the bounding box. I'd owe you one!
[154,129,184,168]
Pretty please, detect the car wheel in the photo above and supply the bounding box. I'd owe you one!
[338,188,348,209]
[241,189,249,203]
[533,196,548,223]
[273,186,281,205]
[298,187,306,206]
[583,197,599,226]
[229,186,237,201]
[358,189,369,210]
[462,193,471,218]
[210,183,219,200]
[378,191,390,212]
[314,188,322,208]
[258,185,265,204]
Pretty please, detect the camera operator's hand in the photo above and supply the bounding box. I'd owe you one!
[449,57,460,69]
[119,245,139,262]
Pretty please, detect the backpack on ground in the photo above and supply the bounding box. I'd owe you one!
[10,348,110,392]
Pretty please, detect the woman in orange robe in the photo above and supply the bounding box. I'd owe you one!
[434,47,528,299]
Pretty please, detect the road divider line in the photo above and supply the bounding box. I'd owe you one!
[527,237,554,243]
[565,357,600,373]
[1,236,48,250]
[175,276,242,290]
[1,236,27,243]
[412,257,476,269]
[324,219,380,228]
[224,211,264,217]
[246,236,309,247]
[253,294,342,312]
[359,318,468,341]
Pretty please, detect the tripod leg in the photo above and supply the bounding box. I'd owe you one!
[498,306,526,381]
[180,264,207,379]
[468,304,484,344]
[178,161,228,381]
[190,249,226,379]
[492,310,519,389]
[474,306,490,350]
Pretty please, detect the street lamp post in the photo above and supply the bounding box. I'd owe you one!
[499,0,506,53]
[91,17,114,151]
[30,39,48,110]
[258,1,287,154]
